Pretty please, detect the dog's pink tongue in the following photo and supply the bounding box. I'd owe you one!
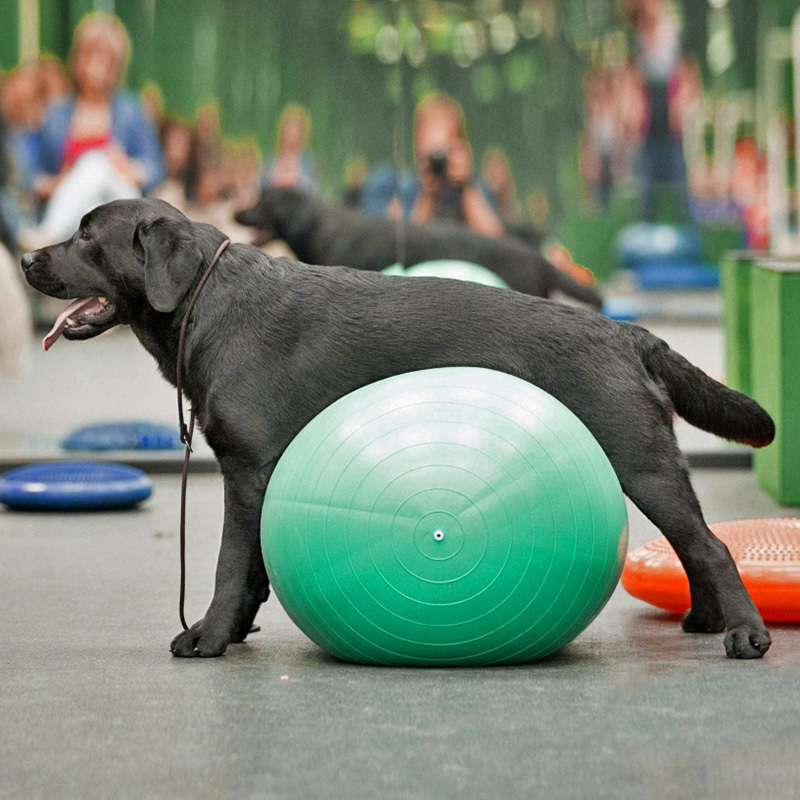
[43,297,100,351]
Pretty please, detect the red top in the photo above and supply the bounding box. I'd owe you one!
[61,132,112,170]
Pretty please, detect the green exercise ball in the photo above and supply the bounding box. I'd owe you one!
[261,368,628,666]
[381,260,510,289]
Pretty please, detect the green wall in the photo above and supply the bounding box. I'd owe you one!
[0,0,19,71]
[0,0,779,224]
[148,0,392,186]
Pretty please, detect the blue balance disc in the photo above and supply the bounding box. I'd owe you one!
[62,421,182,451]
[0,462,153,510]
[617,223,703,269]
[634,261,719,290]
[602,297,639,322]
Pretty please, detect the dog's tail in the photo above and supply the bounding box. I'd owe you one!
[641,334,774,447]
[548,265,604,309]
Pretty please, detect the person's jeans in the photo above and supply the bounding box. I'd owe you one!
[639,138,690,223]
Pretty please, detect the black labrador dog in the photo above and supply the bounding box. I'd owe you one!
[21,198,774,660]
[234,186,603,308]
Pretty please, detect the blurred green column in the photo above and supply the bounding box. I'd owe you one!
[702,225,745,267]
[719,250,767,396]
[0,0,20,69]
[38,0,93,60]
[152,0,223,119]
[115,0,155,91]
[750,258,800,506]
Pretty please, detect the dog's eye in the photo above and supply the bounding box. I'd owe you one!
[79,230,91,242]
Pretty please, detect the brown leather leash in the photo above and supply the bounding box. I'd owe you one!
[175,238,230,631]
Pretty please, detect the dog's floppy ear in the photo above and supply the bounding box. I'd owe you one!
[134,218,203,313]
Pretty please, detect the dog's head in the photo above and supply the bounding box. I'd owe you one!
[234,186,312,245]
[21,198,225,349]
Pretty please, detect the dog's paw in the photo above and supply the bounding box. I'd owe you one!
[723,624,771,659]
[229,624,261,644]
[682,606,724,633]
[170,626,229,658]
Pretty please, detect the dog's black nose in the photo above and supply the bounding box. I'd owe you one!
[20,252,36,271]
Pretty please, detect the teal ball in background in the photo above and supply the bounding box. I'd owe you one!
[261,368,628,666]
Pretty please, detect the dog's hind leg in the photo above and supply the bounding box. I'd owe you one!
[171,468,270,657]
[608,433,770,659]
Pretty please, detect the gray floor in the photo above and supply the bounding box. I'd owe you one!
[2,308,800,799]
[2,471,799,800]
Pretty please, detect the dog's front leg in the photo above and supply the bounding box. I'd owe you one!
[171,468,270,658]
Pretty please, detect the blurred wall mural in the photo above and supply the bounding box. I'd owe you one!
[0,0,796,235]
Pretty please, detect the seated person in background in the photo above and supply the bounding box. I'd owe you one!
[482,148,546,249]
[390,94,503,238]
[0,115,32,377]
[27,13,164,245]
[2,64,52,194]
[342,155,367,209]
[359,163,416,217]
[152,117,194,211]
[38,56,71,107]
[0,115,19,254]
[140,83,165,132]
[228,142,261,211]
[261,104,318,192]
[0,59,68,234]
[482,148,521,226]
[154,112,259,243]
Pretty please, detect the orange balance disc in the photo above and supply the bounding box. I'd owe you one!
[622,518,800,623]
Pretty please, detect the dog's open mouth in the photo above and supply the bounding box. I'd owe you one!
[43,296,119,351]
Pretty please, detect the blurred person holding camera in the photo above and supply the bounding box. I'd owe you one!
[390,94,503,238]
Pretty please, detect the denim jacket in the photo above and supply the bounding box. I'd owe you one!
[36,91,166,193]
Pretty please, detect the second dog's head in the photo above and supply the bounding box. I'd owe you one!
[234,186,316,246]
[21,198,228,349]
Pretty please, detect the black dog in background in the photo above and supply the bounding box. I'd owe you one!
[235,186,603,308]
[21,199,773,660]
